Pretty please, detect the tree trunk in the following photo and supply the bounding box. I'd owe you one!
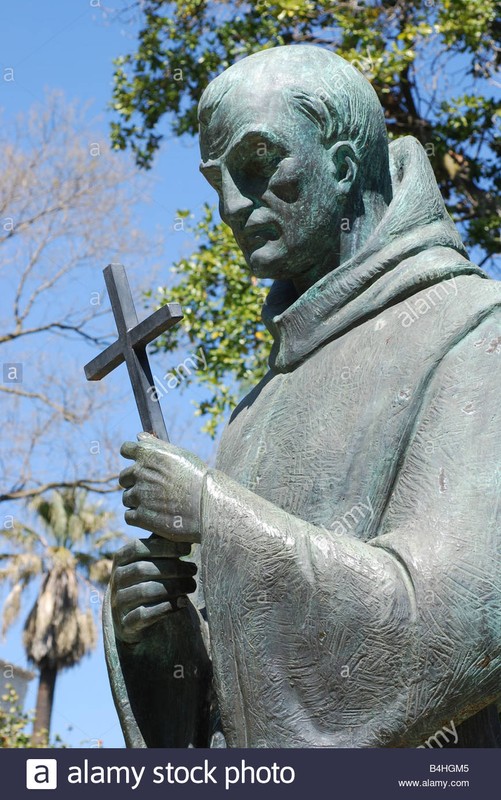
[32,663,57,745]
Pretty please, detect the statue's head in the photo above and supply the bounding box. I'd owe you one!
[198,45,391,286]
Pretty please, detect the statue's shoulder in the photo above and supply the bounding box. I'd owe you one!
[445,272,501,334]
[442,277,501,387]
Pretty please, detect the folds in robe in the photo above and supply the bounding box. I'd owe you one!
[106,136,501,748]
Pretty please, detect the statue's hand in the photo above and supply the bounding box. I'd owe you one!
[119,433,207,543]
[110,537,197,644]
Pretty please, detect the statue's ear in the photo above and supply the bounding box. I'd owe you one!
[328,141,358,194]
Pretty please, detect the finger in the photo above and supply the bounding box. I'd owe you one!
[124,509,196,542]
[123,601,183,635]
[122,488,139,509]
[124,508,149,532]
[117,578,197,614]
[137,431,171,451]
[120,441,139,460]
[113,537,191,567]
[146,532,193,556]
[119,465,136,489]
[137,431,157,442]
[114,558,197,589]
[125,509,198,543]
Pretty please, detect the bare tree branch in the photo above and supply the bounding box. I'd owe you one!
[0,478,119,504]
[0,386,83,423]
[0,317,112,346]
[0,91,159,505]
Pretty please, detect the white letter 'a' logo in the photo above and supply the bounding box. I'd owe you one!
[26,759,58,790]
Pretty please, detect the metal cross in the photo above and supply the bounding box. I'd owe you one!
[84,263,183,442]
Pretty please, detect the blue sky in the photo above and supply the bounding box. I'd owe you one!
[0,0,215,748]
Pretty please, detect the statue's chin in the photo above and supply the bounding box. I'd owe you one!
[246,239,292,280]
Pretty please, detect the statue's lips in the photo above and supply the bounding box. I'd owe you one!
[241,224,280,249]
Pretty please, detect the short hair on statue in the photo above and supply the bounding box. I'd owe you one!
[198,44,392,199]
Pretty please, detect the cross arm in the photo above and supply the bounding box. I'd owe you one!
[84,303,183,382]
[84,339,124,381]
[130,303,183,350]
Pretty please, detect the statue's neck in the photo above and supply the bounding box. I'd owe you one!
[292,190,390,296]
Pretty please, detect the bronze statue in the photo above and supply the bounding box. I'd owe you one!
[104,45,501,748]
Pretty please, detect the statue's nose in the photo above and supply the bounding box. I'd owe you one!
[220,168,254,223]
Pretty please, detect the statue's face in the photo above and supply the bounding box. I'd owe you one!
[199,85,353,283]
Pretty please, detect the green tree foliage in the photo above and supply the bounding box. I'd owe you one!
[112,0,500,432]
[0,687,33,748]
[0,684,66,749]
[0,490,125,743]
[147,206,270,436]
[0,687,65,748]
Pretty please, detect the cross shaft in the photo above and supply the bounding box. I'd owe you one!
[84,263,182,442]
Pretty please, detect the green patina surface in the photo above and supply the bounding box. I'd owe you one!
[105,47,501,748]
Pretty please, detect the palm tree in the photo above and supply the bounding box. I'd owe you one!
[0,489,124,744]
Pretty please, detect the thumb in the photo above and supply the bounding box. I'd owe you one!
[137,431,158,442]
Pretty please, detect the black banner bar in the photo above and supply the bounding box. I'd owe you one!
[2,747,497,799]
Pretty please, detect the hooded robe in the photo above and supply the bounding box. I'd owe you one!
[104,136,501,748]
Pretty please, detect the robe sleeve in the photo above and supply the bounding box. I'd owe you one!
[200,317,501,747]
[103,588,216,747]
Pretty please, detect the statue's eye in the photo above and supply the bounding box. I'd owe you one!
[242,154,281,182]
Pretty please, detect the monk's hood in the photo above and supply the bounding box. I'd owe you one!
[262,136,486,372]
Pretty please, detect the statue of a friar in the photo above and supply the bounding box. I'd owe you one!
[103,45,501,748]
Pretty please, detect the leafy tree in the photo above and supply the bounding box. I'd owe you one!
[0,687,34,748]
[112,0,500,432]
[0,489,124,744]
[0,686,66,748]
